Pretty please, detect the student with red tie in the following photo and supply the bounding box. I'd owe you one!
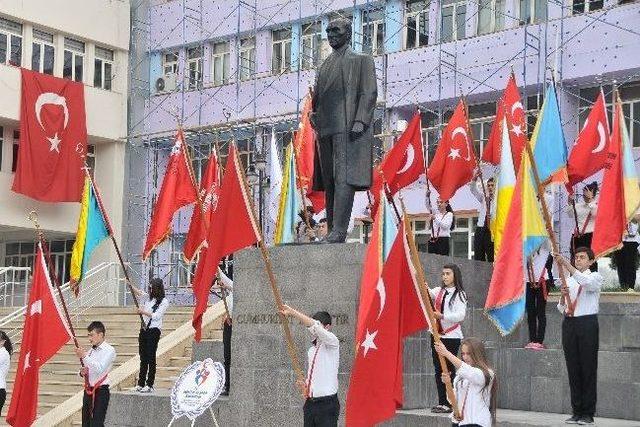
[280,305,340,427]
[429,264,468,414]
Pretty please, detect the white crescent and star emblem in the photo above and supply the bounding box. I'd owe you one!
[511,101,524,117]
[30,300,42,316]
[171,137,183,155]
[451,127,472,161]
[397,145,415,175]
[361,329,378,357]
[375,277,386,320]
[578,118,607,153]
[35,92,70,153]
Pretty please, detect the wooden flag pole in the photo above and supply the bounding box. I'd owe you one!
[28,211,84,368]
[521,140,572,309]
[85,169,145,328]
[397,197,461,421]
[234,141,306,392]
[417,106,437,237]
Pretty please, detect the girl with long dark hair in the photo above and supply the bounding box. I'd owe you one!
[427,199,455,256]
[435,337,497,427]
[133,278,169,393]
[429,264,468,414]
[0,330,12,413]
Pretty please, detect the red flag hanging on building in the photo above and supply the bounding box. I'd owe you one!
[427,100,476,201]
[371,112,425,205]
[12,69,87,202]
[294,91,325,213]
[143,129,199,260]
[191,143,261,341]
[346,220,428,426]
[6,241,72,427]
[483,73,527,171]
[566,89,610,191]
[183,150,221,262]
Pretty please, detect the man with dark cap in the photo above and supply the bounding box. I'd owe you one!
[310,17,378,243]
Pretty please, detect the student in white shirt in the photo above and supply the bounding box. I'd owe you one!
[280,305,340,427]
[427,199,455,256]
[0,330,12,414]
[469,174,495,262]
[613,217,640,292]
[553,247,602,426]
[132,278,169,393]
[566,182,598,272]
[75,321,116,427]
[435,337,496,427]
[429,264,468,414]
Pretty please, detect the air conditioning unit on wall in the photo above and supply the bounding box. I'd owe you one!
[155,73,177,93]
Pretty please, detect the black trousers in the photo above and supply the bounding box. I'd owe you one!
[570,232,597,272]
[223,320,232,392]
[431,336,461,406]
[138,327,161,387]
[428,237,451,256]
[525,282,547,344]
[0,388,6,415]
[562,315,599,417]
[473,225,494,262]
[614,241,638,290]
[82,385,110,427]
[303,394,340,427]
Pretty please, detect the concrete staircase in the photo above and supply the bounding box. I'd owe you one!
[0,306,223,426]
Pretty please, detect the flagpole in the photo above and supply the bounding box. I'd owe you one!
[234,141,306,392]
[85,169,145,328]
[418,106,437,237]
[28,211,84,368]
[522,136,573,310]
[396,197,461,421]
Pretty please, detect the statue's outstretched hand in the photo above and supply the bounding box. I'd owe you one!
[350,121,366,140]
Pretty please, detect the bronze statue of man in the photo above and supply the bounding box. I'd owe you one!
[310,18,378,243]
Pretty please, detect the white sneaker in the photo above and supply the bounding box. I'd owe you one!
[140,386,151,393]
[134,385,143,392]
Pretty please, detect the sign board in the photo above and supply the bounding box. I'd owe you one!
[170,358,225,421]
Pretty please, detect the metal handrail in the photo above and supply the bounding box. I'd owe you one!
[0,267,32,307]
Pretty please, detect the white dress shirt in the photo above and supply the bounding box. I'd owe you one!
[566,199,597,234]
[142,297,170,330]
[217,268,233,316]
[430,211,454,238]
[557,270,603,317]
[82,341,116,387]
[451,362,494,427]
[306,320,339,398]
[469,181,493,228]
[0,347,10,389]
[623,222,639,243]
[429,287,467,339]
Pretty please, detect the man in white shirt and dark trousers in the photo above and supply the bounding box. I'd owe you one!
[280,305,340,427]
[75,321,116,427]
[469,175,495,262]
[553,247,602,426]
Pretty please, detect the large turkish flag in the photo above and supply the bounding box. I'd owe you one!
[12,69,87,202]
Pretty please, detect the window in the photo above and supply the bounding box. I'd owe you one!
[519,0,547,24]
[94,46,114,90]
[186,47,203,90]
[87,144,96,178]
[405,0,429,49]
[236,137,254,171]
[271,28,292,74]
[478,0,505,35]
[12,129,19,172]
[163,51,179,78]
[0,17,22,66]
[301,22,322,70]
[5,240,75,284]
[32,29,54,75]
[63,37,85,82]
[362,8,385,55]
[441,0,467,42]
[572,0,603,14]
[239,37,256,81]
[211,41,230,86]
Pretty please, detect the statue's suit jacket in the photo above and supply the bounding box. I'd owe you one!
[312,46,378,191]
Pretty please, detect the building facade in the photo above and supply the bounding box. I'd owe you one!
[129,0,640,282]
[0,0,130,292]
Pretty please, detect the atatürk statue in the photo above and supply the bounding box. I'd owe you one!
[310,18,378,243]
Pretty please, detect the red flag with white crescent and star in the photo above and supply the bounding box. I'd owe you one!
[183,149,221,262]
[345,221,428,426]
[143,129,199,260]
[483,73,527,171]
[370,112,425,214]
[427,100,476,201]
[6,241,72,427]
[12,69,87,202]
[566,89,610,191]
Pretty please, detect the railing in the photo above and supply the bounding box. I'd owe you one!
[0,262,126,347]
[0,267,32,307]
